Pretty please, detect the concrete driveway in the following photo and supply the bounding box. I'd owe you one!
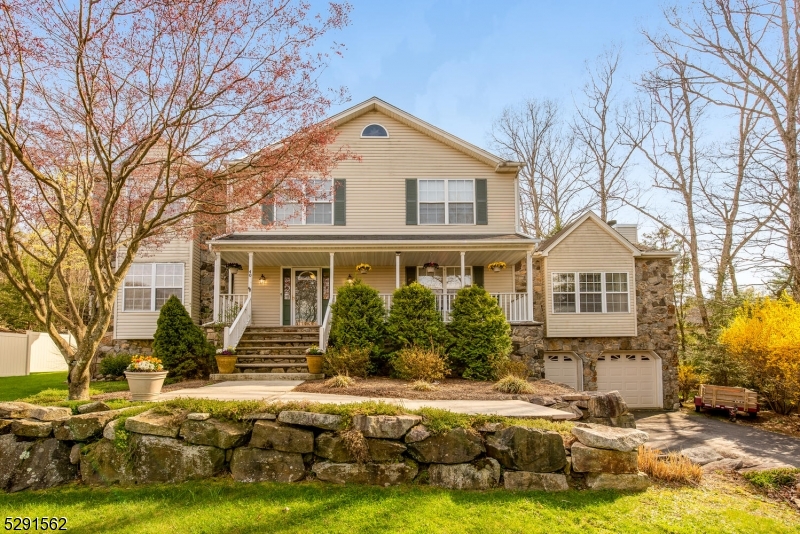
[635,409,800,471]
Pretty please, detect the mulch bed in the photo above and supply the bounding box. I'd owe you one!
[292,377,575,401]
[91,379,214,402]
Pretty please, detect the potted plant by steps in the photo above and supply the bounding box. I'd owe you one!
[305,345,324,374]
[488,261,507,273]
[215,347,238,374]
[124,355,168,401]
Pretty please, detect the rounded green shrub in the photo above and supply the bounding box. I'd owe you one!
[98,353,132,377]
[153,295,215,380]
[386,282,451,352]
[329,279,386,369]
[447,285,512,380]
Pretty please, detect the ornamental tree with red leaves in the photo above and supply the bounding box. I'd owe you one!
[0,0,352,399]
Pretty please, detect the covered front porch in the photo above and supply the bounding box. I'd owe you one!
[207,234,537,349]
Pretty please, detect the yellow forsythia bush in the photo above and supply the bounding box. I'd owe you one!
[718,293,800,414]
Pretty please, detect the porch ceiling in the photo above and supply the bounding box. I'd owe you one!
[220,249,528,268]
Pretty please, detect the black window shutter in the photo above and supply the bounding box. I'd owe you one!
[476,179,488,225]
[261,202,274,225]
[473,266,484,288]
[405,266,417,285]
[406,179,418,225]
[282,268,291,325]
[333,179,346,226]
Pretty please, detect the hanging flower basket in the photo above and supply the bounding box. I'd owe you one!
[423,262,439,274]
[488,261,507,273]
[356,263,372,275]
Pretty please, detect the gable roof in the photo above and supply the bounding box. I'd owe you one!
[535,211,642,256]
[328,97,524,173]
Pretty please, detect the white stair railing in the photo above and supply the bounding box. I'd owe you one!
[220,294,249,324]
[319,295,336,352]
[223,294,251,350]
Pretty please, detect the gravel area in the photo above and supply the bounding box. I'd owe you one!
[292,377,575,401]
[91,379,214,402]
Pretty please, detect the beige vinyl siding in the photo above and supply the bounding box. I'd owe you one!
[483,268,515,293]
[236,110,516,235]
[233,266,282,327]
[545,219,636,337]
[114,239,194,340]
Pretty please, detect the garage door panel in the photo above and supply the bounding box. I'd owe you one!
[544,354,579,390]
[597,353,658,408]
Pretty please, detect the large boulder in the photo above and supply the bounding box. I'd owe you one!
[30,406,72,422]
[404,425,431,443]
[352,415,422,439]
[179,419,251,449]
[249,420,314,453]
[407,428,484,464]
[587,414,637,429]
[571,423,648,452]
[429,458,501,490]
[230,447,306,483]
[485,426,566,473]
[53,409,127,441]
[0,434,34,490]
[125,409,186,438]
[585,472,650,491]
[278,411,345,431]
[128,434,225,484]
[77,402,112,415]
[503,471,569,492]
[80,439,136,486]
[679,446,723,466]
[0,420,12,435]
[570,442,638,474]
[0,402,37,419]
[588,391,629,418]
[312,460,418,486]
[11,419,53,438]
[315,433,407,463]
[5,438,77,492]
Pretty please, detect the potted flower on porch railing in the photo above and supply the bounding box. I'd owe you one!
[423,261,439,274]
[305,345,324,374]
[356,263,372,275]
[215,347,237,375]
[124,355,168,401]
[488,261,507,273]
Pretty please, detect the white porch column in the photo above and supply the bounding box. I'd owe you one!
[329,252,335,293]
[395,252,401,289]
[213,252,221,322]
[526,250,534,322]
[248,252,254,295]
[460,251,466,287]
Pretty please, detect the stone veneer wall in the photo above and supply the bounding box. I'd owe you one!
[0,403,651,493]
[513,257,679,409]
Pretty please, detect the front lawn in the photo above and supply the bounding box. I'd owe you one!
[0,372,129,402]
[0,476,796,534]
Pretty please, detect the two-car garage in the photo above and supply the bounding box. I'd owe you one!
[544,351,662,408]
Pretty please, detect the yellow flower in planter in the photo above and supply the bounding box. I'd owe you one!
[488,261,507,272]
[356,263,372,274]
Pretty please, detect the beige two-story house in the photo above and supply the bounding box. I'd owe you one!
[111,97,679,409]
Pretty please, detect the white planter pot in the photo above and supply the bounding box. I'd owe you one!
[492,267,503,272]
[125,371,168,401]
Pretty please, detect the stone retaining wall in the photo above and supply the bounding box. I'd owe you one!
[0,401,650,493]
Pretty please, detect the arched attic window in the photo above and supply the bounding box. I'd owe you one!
[361,124,389,137]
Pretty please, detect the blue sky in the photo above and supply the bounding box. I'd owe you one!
[321,0,666,150]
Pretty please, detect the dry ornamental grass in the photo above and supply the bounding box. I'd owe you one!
[492,375,534,394]
[638,446,703,485]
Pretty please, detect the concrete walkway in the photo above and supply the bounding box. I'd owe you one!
[635,410,800,470]
[159,380,575,420]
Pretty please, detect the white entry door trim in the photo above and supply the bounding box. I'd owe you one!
[596,350,662,408]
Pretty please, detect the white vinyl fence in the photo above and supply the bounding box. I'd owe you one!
[0,331,73,377]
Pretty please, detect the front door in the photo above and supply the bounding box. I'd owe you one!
[293,269,320,325]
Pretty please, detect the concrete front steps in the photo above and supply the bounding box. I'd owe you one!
[223,325,323,379]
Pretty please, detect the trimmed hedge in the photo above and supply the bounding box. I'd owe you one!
[386,283,451,352]
[329,280,386,369]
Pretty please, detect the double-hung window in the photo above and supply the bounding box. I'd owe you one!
[551,272,629,314]
[417,266,472,293]
[123,263,184,311]
[275,180,333,225]
[418,179,474,225]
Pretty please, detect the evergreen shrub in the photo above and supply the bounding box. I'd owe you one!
[329,280,386,370]
[386,282,451,352]
[152,296,215,380]
[447,285,512,380]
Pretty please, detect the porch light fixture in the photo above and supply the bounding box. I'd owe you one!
[346,274,354,285]
[226,262,242,274]
[258,274,267,285]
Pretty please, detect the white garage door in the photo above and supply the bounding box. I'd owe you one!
[544,353,580,390]
[596,353,658,408]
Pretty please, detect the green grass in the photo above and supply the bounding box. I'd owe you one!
[0,372,129,402]
[0,478,796,534]
[742,468,800,489]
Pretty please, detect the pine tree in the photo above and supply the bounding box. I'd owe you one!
[152,296,215,379]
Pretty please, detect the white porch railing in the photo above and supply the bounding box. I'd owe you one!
[220,294,249,324]
[223,294,251,350]
[319,295,337,352]
[376,292,530,323]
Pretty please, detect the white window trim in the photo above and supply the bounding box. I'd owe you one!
[550,271,630,314]
[360,123,390,138]
[122,263,185,312]
[275,180,334,226]
[417,179,476,226]
[417,265,473,291]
